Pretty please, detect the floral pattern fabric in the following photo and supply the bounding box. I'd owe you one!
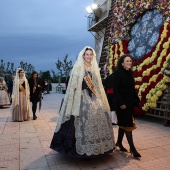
[128,9,163,60]
[75,89,114,156]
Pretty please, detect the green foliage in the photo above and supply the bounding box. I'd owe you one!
[40,70,52,81]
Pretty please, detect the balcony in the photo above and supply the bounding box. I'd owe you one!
[86,0,111,32]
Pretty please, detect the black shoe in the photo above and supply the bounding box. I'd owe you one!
[130,149,141,157]
[33,116,37,120]
[116,142,127,152]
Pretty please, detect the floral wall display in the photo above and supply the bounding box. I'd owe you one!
[103,0,170,114]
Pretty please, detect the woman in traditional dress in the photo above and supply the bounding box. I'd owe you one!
[112,54,141,157]
[11,68,31,121]
[50,46,115,157]
[0,77,10,107]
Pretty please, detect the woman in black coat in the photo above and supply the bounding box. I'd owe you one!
[28,71,42,120]
[112,54,141,157]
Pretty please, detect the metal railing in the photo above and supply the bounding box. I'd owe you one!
[86,0,111,30]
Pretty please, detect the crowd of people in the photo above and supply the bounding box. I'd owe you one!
[0,70,47,121]
[0,46,141,159]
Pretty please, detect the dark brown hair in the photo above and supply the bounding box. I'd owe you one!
[117,54,132,70]
[83,47,93,55]
[18,69,24,74]
[31,71,38,79]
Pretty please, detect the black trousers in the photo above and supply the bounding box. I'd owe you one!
[32,101,38,116]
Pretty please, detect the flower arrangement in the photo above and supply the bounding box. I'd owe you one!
[104,0,170,114]
[110,0,170,43]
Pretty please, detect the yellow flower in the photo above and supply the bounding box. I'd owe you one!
[160,49,167,57]
[136,77,142,81]
[135,85,140,89]
[164,11,169,15]
[158,57,162,62]
[152,94,158,101]
[163,63,168,68]
[157,61,161,67]
[142,106,147,111]
[156,90,162,97]
[150,103,157,108]
[152,51,157,58]
[163,84,167,90]
[150,88,155,94]
[150,97,156,102]
[137,66,142,71]
[132,67,136,71]
[163,41,169,49]
[150,57,154,63]
[146,94,151,99]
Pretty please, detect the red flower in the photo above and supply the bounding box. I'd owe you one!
[159,25,164,34]
[145,86,150,94]
[138,70,143,77]
[133,70,138,77]
[142,65,150,70]
[156,73,164,82]
[150,81,156,88]
[155,67,161,75]
[143,76,151,83]
[150,69,155,76]
[166,47,170,54]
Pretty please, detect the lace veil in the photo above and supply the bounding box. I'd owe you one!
[11,68,31,113]
[55,46,110,132]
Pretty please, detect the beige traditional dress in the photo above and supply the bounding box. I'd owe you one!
[0,79,10,106]
[11,69,31,122]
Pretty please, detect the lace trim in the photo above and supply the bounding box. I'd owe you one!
[74,90,114,156]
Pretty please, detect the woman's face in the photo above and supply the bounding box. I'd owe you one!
[83,50,93,63]
[19,71,24,78]
[33,73,38,79]
[122,56,132,70]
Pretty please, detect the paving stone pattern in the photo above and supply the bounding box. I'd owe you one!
[0,92,170,170]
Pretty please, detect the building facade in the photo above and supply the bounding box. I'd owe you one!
[87,0,112,63]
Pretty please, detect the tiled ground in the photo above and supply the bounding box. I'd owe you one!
[0,92,170,170]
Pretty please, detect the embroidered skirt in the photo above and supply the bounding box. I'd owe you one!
[50,89,115,157]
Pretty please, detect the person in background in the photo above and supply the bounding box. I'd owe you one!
[104,68,117,125]
[50,46,115,157]
[0,77,10,107]
[112,54,141,158]
[8,75,15,103]
[28,71,42,120]
[43,79,48,94]
[11,68,31,121]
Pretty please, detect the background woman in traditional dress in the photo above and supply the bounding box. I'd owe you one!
[112,55,141,157]
[0,77,10,107]
[50,46,115,157]
[11,68,31,121]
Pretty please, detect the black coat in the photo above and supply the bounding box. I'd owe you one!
[28,79,42,103]
[105,74,115,111]
[8,79,13,94]
[112,68,140,127]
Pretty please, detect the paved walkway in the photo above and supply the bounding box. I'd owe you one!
[0,92,170,170]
